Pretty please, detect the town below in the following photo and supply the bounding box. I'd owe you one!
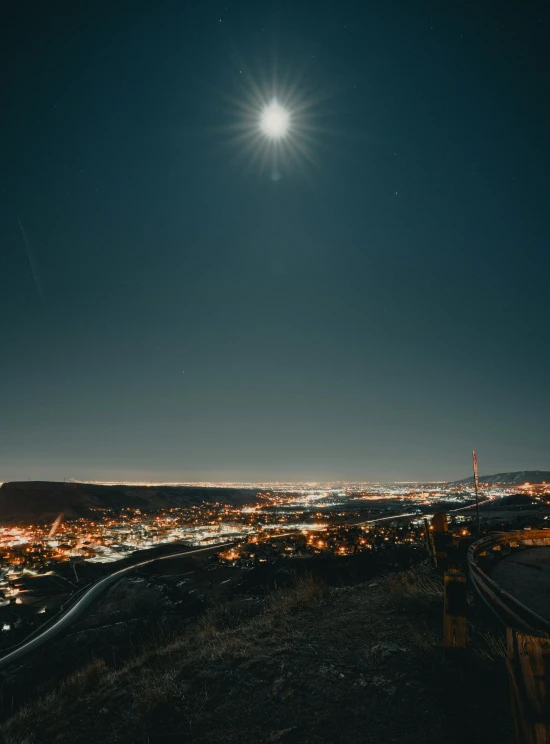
[1,477,549,647]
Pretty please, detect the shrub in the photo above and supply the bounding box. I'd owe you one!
[386,570,442,607]
[269,572,328,617]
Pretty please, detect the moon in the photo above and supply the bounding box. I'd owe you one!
[259,100,290,139]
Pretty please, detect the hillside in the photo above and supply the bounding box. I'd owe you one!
[449,470,550,486]
[0,482,259,523]
[0,564,513,744]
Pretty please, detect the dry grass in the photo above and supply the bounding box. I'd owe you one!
[1,659,110,744]
[385,568,443,607]
[1,735,35,744]
[195,597,263,635]
[112,573,329,727]
[268,572,328,617]
[408,620,440,656]
[131,668,186,713]
[473,628,507,662]
[1,572,329,743]
[60,658,110,694]
[187,573,327,662]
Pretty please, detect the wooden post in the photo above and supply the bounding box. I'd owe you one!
[432,512,448,533]
[506,629,550,744]
[432,512,449,568]
[423,518,431,551]
[424,518,437,567]
[443,570,467,649]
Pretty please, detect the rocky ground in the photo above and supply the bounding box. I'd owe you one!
[0,561,513,744]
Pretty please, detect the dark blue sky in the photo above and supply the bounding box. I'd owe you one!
[1,0,549,482]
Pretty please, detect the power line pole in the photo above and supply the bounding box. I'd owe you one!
[472,450,481,534]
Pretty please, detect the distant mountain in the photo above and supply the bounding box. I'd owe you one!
[0,481,260,524]
[448,471,550,486]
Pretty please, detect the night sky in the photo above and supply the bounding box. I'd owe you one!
[2,1,549,483]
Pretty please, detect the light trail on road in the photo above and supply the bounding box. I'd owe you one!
[358,512,418,526]
[450,497,495,513]
[0,543,229,668]
[0,530,305,668]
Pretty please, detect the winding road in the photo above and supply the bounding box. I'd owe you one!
[0,542,230,669]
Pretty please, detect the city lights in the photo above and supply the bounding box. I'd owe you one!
[1,477,547,640]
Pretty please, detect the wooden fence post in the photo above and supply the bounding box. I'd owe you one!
[432,512,450,569]
[424,518,438,567]
[443,570,467,649]
[506,629,550,744]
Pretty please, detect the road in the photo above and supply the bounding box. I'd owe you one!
[0,542,230,669]
[490,547,550,622]
[450,496,495,513]
[358,511,418,525]
[0,529,307,668]
[355,498,497,528]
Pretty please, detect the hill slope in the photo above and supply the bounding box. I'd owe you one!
[0,481,258,523]
[449,470,550,486]
[0,565,513,744]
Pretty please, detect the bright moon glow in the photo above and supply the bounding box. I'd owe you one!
[260,100,290,139]
[225,72,324,178]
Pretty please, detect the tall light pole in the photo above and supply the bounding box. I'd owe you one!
[472,450,481,534]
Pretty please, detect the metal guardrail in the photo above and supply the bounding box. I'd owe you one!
[467,530,550,634]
